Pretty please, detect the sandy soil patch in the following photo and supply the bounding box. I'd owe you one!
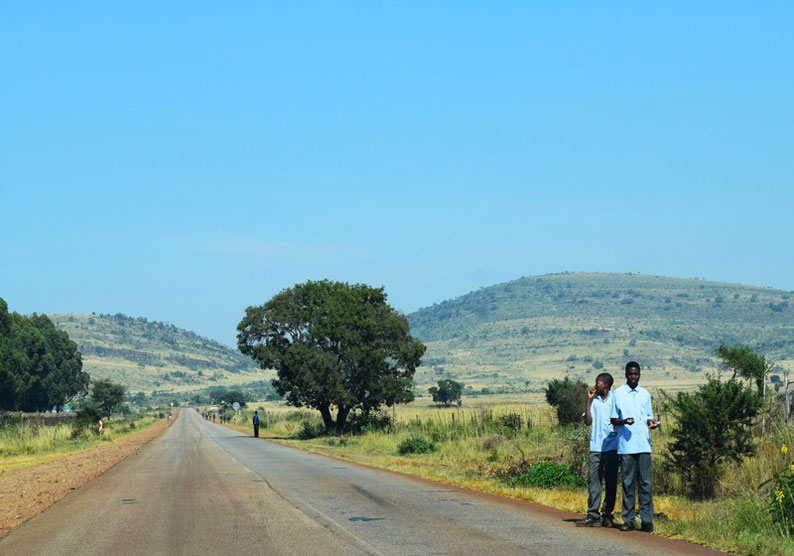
[0,412,176,538]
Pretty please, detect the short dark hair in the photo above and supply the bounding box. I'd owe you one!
[596,372,614,388]
[625,361,641,373]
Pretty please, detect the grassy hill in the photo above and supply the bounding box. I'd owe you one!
[49,313,271,394]
[407,273,794,395]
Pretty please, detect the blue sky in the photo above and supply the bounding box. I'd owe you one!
[2,2,792,347]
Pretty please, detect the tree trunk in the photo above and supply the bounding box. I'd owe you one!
[335,405,351,434]
[318,405,334,433]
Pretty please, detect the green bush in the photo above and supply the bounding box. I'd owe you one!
[345,411,393,434]
[72,405,101,438]
[398,434,437,455]
[663,374,763,499]
[545,377,588,426]
[496,413,522,432]
[508,461,586,488]
[298,419,325,439]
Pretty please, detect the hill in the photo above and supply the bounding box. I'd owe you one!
[407,273,794,394]
[49,313,271,395]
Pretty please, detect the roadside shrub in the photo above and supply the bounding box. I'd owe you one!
[345,411,393,434]
[663,374,763,499]
[398,434,437,455]
[430,429,448,443]
[545,377,588,426]
[298,419,325,439]
[504,461,586,488]
[72,405,101,438]
[496,412,522,433]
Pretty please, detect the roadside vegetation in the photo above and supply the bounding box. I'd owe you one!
[0,410,166,471]
[232,381,794,553]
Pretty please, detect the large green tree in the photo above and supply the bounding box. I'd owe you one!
[237,280,426,433]
[0,299,87,411]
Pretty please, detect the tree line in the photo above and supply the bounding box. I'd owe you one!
[0,297,89,412]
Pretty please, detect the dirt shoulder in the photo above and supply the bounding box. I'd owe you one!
[0,412,176,538]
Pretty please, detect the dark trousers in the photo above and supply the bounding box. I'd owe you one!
[620,453,653,526]
[253,424,259,437]
[587,450,618,519]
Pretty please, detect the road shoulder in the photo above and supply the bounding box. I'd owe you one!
[0,412,176,538]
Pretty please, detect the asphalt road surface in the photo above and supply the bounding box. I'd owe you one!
[0,409,723,555]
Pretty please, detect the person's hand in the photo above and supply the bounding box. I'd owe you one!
[624,417,635,425]
[648,419,660,429]
[587,387,596,399]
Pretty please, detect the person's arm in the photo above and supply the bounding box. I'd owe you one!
[645,393,659,429]
[584,387,595,426]
[610,394,633,426]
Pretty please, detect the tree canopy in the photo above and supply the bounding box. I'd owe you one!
[237,280,426,433]
[429,379,464,406]
[715,344,772,396]
[91,378,127,418]
[0,298,89,411]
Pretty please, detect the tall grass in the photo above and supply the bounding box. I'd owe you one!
[0,412,161,469]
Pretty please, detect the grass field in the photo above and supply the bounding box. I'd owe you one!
[227,394,794,555]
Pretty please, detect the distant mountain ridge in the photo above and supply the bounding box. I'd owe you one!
[406,273,794,393]
[49,313,266,393]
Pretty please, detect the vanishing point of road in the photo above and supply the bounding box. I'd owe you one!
[0,410,724,555]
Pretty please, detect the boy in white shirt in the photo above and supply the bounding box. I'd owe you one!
[576,372,618,527]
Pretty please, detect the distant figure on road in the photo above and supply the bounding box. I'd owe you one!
[253,411,260,438]
[576,372,618,528]
[610,361,660,532]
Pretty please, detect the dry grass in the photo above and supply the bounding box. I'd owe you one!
[0,412,161,471]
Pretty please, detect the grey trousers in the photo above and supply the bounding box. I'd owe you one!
[587,450,618,519]
[620,453,653,525]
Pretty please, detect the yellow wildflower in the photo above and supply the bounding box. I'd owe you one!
[790,464,794,473]
[783,444,789,454]
[777,489,785,503]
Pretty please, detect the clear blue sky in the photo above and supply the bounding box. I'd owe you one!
[2,2,792,347]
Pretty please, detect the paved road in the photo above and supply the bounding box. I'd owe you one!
[0,410,723,555]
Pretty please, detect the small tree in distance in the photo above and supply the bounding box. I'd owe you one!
[715,344,773,397]
[220,389,246,408]
[91,378,127,419]
[545,377,588,426]
[429,379,463,406]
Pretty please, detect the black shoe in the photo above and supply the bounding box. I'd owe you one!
[576,517,602,527]
[601,515,615,528]
[619,522,635,531]
[640,523,654,533]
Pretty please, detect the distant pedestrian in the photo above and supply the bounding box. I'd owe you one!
[610,361,660,532]
[253,411,260,438]
[576,372,618,528]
